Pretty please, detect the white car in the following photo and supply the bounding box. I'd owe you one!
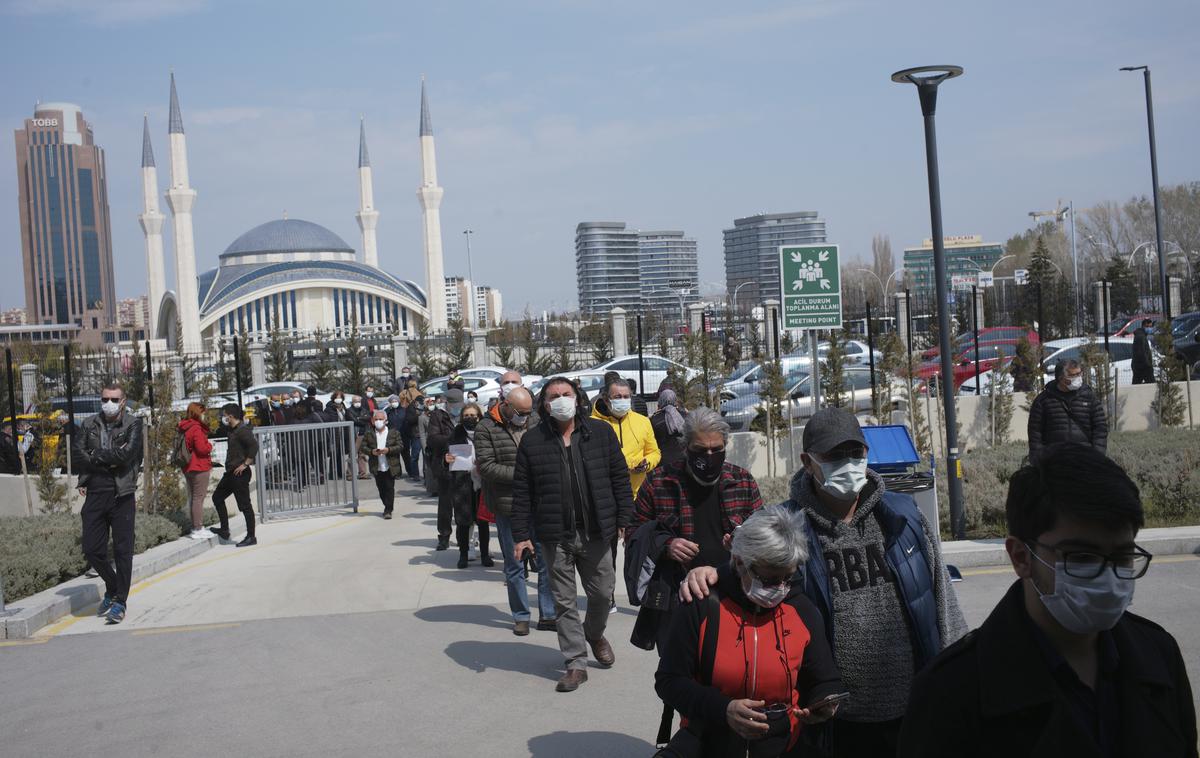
[169,393,238,413]
[720,367,904,433]
[589,354,699,394]
[958,337,1142,395]
[243,382,332,408]
[458,366,543,389]
[530,371,609,401]
[420,375,503,406]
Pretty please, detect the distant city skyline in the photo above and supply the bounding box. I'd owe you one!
[2,1,1198,319]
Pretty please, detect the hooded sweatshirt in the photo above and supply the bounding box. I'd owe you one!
[591,398,660,496]
[787,467,968,722]
[176,417,213,474]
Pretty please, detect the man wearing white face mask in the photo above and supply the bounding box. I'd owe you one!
[900,443,1196,758]
[1028,359,1108,463]
[682,406,967,756]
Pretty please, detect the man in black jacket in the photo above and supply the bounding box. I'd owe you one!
[512,376,634,692]
[427,388,461,550]
[211,404,260,547]
[900,443,1196,758]
[74,382,143,624]
[1131,318,1155,384]
[1028,359,1107,461]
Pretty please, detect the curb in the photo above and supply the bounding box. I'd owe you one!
[940,525,1200,569]
[1,534,217,640]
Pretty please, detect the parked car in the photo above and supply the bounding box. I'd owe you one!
[243,382,332,409]
[1101,313,1162,338]
[720,367,905,433]
[720,356,814,400]
[169,393,238,413]
[1170,311,1200,375]
[588,354,699,394]
[920,327,1038,360]
[958,336,1144,394]
[457,366,543,388]
[916,340,1023,391]
[420,375,502,406]
[529,370,608,401]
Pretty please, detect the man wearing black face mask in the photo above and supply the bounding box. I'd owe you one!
[900,443,1196,758]
[682,406,967,757]
[633,407,762,597]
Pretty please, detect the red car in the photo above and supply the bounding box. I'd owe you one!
[915,340,1024,390]
[920,327,1039,360]
[1104,313,1162,338]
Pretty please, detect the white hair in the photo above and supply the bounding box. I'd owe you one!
[684,406,730,445]
[730,504,809,572]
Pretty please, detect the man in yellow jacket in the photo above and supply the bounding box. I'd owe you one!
[591,376,661,497]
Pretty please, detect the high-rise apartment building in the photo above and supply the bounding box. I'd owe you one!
[117,296,150,328]
[475,285,502,328]
[14,103,116,335]
[638,230,699,321]
[576,222,641,315]
[445,276,474,327]
[724,212,826,307]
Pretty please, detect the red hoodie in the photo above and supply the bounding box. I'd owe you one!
[177,417,213,473]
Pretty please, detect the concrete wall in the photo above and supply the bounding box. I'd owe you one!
[726,429,804,481]
[0,474,81,517]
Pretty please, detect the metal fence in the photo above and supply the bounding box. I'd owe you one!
[253,421,359,521]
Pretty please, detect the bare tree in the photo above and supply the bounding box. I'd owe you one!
[871,234,894,288]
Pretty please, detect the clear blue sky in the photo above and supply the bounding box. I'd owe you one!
[3,0,1198,317]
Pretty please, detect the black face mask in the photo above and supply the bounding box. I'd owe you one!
[687,449,725,485]
[463,418,479,430]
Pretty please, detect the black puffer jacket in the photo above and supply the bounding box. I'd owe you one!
[1027,382,1108,460]
[426,409,457,481]
[511,414,634,544]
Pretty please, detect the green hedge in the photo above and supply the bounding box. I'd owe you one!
[757,429,1200,540]
[0,512,184,604]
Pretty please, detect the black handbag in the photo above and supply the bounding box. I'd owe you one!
[654,594,721,757]
[652,725,703,758]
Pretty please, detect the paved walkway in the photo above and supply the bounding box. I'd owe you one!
[3,478,1199,757]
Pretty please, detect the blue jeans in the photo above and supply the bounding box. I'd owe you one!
[493,513,555,623]
[407,437,422,478]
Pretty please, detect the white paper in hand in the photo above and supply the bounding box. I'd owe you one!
[449,443,475,471]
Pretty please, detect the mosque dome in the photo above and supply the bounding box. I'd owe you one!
[221,218,354,259]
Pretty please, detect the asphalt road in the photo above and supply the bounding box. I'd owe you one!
[2,482,1197,757]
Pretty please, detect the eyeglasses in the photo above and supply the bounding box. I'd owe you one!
[1028,540,1153,580]
[747,565,792,588]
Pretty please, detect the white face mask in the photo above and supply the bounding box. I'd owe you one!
[366,391,374,398]
[374,420,386,430]
[389,401,399,409]
[1030,549,1135,634]
[501,381,520,397]
[352,402,361,409]
[814,456,868,500]
[609,398,632,417]
[1066,376,1083,391]
[548,396,576,422]
[101,399,121,418]
[737,560,789,609]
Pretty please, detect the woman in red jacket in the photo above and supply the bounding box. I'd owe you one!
[178,402,214,539]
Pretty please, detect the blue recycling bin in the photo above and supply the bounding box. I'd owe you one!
[863,425,939,539]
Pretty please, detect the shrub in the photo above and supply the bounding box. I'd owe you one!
[0,512,187,603]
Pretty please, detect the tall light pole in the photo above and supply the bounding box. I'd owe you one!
[731,281,754,315]
[461,229,476,328]
[1121,66,1169,319]
[892,64,966,539]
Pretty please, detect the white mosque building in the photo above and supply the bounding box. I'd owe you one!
[141,74,445,351]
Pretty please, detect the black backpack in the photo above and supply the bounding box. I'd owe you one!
[171,428,192,469]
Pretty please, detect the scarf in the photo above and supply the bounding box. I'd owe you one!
[656,389,685,436]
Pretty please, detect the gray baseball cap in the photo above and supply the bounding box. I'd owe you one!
[802,407,867,455]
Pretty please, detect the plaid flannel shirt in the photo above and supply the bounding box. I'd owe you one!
[633,458,763,541]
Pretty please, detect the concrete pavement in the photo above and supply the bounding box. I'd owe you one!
[2,477,1199,757]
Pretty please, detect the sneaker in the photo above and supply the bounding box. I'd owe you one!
[96,595,114,617]
[85,568,99,578]
[105,601,126,624]
[195,527,215,538]
[383,511,393,520]
[189,529,208,540]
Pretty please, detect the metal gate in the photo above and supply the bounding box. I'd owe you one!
[253,421,359,521]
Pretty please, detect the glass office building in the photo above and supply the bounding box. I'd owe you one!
[576,222,642,315]
[723,212,826,307]
[637,230,699,320]
[14,103,116,335]
[902,235,1004,309]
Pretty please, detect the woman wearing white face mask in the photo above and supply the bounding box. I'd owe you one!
[656,504,843,757]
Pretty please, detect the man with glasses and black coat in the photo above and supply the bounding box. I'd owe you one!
[900,443,1196,758]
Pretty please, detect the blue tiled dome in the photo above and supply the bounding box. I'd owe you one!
[221,218,354,257]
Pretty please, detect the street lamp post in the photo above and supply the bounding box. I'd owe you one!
[892,64,966,539]
[731,281,754,315]
[1121,66,1169,319]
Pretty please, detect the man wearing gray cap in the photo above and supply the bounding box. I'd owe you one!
[427,388,462,550]
[683,406,967,756]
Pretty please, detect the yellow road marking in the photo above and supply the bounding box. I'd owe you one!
[132,622,240,637]
[0,638,50,648]
[36,511,369,639]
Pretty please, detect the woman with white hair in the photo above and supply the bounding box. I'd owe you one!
[655,504,843,757]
